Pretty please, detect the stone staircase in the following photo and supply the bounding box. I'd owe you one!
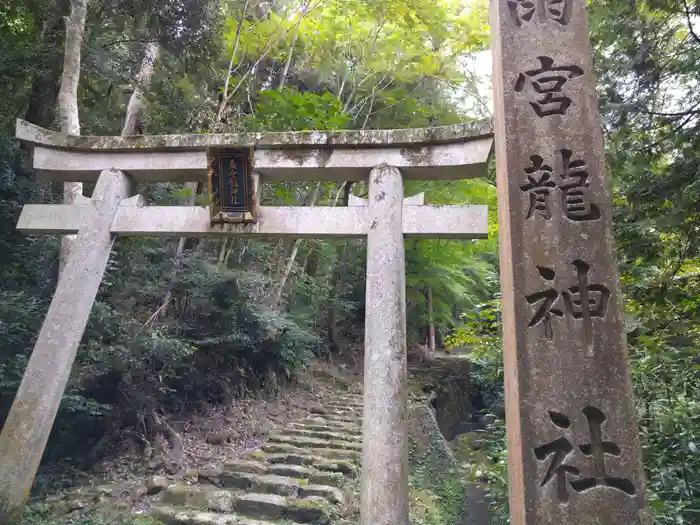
[150,393,364,525]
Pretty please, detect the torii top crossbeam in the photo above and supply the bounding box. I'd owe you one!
[15,118,493,183]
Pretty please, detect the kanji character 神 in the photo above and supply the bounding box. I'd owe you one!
[526,260,610,342]
[526,266,562,339]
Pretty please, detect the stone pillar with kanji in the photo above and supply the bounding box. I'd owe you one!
[490,1,650,524]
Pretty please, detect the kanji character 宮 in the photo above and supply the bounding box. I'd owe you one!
[514,56,583,117]
[520,155,556,219]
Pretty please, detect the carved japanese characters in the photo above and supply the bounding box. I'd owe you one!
[514,57,583,117]
[507,0,573,27]
[520,149,601,221]
[535,407,636,503]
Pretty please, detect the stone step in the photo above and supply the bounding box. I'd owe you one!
[297,417,361,430]
[281,427,362,443]
[263,442,361,461]
[268,433,363,451]
[209,459,343,486]
[236,493,332,524]
[326,395,363,403]
[150,506,304,525]
[265,463,345,487]
[304,413,362,424]
[310,407,360,418]
[162,485,235,512]
[205,470,343,504]
[323,403,362,411]
[264,453,358,475]
[209,471,301,497]
[288,422,362,436]
[156,488,332,524]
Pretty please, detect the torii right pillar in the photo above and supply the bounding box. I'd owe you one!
[490,1,650,525]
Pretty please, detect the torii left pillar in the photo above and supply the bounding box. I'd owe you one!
[0,169,132,522]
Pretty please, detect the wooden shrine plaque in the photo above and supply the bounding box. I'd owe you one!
[208,148,256,223]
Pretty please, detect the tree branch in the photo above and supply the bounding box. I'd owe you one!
[683,0,700,45]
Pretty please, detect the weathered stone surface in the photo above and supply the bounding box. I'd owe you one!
[146,475,172,495]
[222,460,268,476]
[19,117,493,183]
[0,169,132,522]
[17,117,492,150]
[265,464,343,487]
[19,201,488,240]
[298,484,344,504]
[233,493,286,520]
[407,402,456,475]
[150,506,241,525]
[280,428,361,443]
[262,443,360,461]
[349,192,424,207]
[287,422,362,436]
[264,454,357,475]
[361,165,409,525]
[268,434,362,451]
[296,418,360,430]
[284,498,331,524]
[490,1,649,524]
[220,472,300,497]
[162,486,235,512]
[198,465,224,485]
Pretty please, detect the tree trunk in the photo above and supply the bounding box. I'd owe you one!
[427,286,436,352]
[118,37,194,324]
[122,39,160,136]
[278,1,308,90]
[217,0,249,123]
[273,183,320,307]
[326,182,354,351]
[24,10,66,128]
[156,182,198,319]
[57,0,88,280]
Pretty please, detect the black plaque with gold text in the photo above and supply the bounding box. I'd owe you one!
[208,147,256,223]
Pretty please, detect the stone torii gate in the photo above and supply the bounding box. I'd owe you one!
[0,118,493,523]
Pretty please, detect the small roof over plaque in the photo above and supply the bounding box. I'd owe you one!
[208,147,255,223]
